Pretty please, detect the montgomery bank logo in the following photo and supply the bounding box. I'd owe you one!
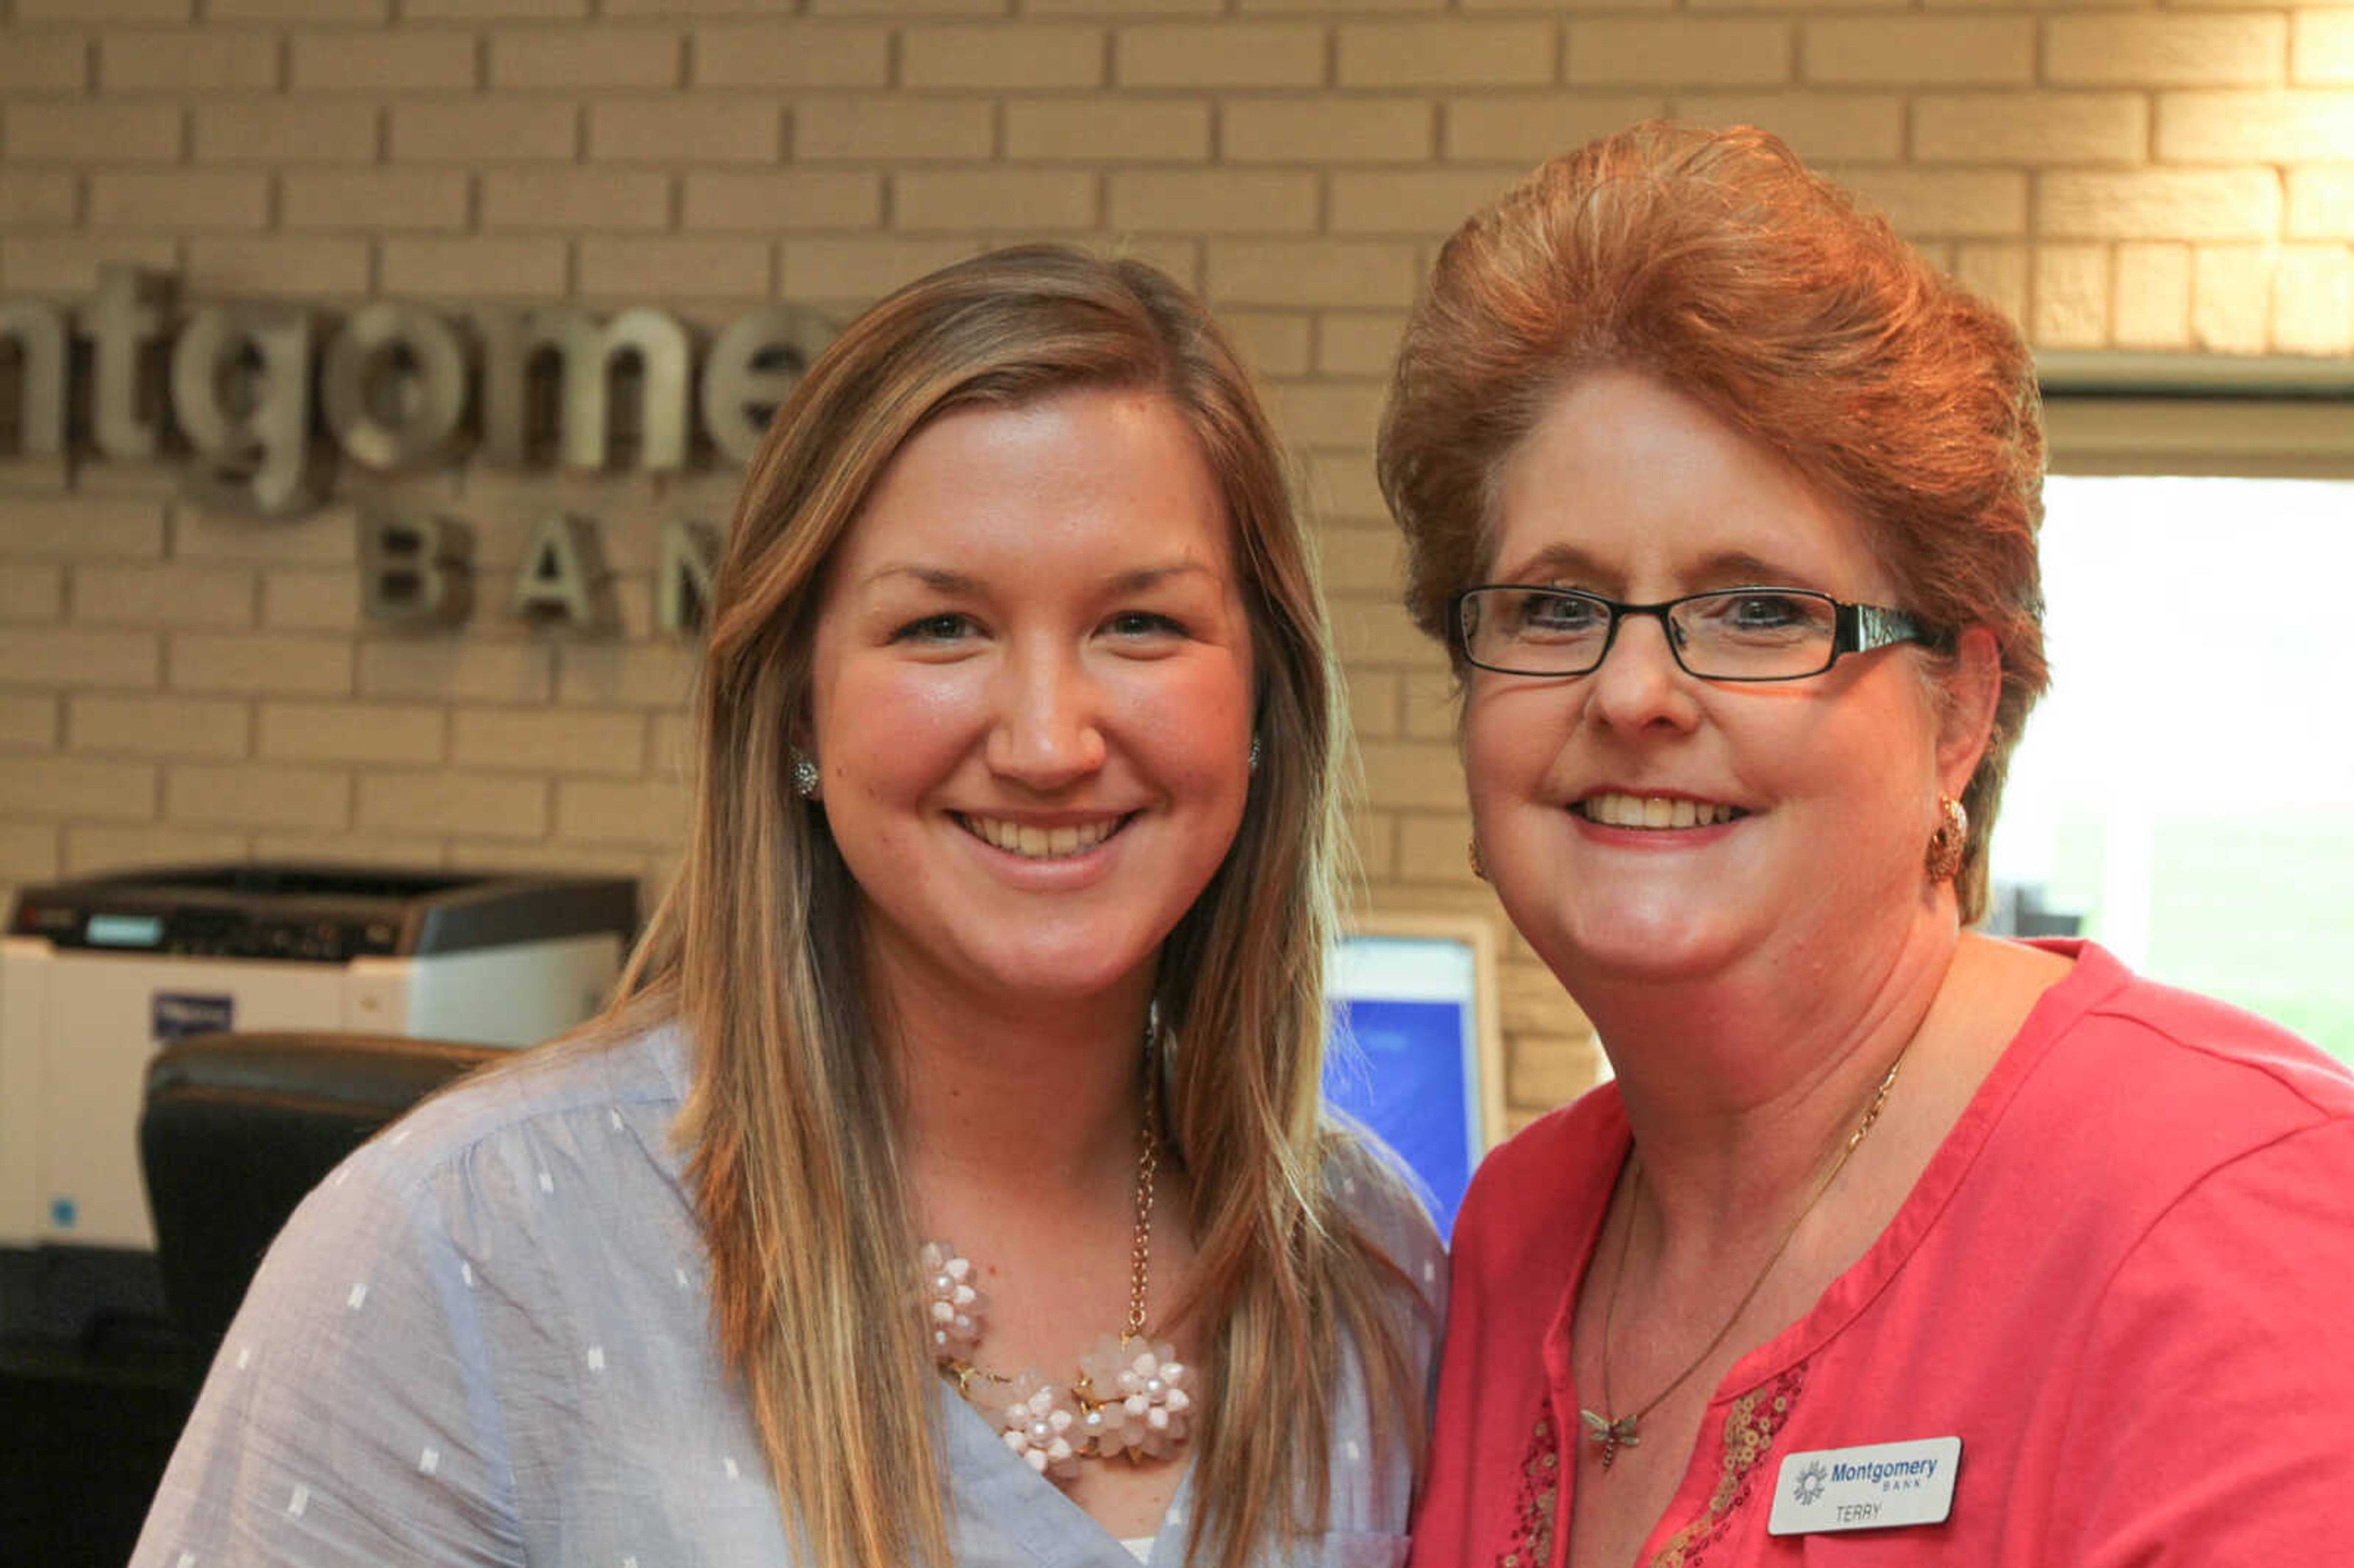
[1823,1455,1939,1494]
[1792,1461,1828,1506]
[1,265,840,637]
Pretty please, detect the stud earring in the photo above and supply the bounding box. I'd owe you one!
[1468,834,1489,882]
[1924,793,1967,882]
[1248,736,1262,774]
[791,753,821,800]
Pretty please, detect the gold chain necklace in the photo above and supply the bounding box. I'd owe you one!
[1580,1043,1911,1471]
[923,1062,1193,1482]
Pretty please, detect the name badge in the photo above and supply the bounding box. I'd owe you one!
[1767,1436,1961,1536]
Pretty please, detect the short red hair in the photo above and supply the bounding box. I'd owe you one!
[1376,121,2047,921]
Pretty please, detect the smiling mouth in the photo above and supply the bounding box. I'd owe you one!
[955,812,1133,860]
[1574,792,1747,829]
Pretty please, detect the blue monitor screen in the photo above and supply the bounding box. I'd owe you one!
[1324,935,1488,1239]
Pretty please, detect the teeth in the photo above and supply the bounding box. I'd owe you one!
[963,815,1121,859]
[1578,792,1739,829]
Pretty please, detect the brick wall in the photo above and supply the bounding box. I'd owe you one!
[4,0,2352,1122]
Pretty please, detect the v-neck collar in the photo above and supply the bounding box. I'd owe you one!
[941,1377,1201,1568]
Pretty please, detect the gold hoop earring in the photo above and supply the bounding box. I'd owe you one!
[1468,834,1488,882]
[1925,793,1967,883]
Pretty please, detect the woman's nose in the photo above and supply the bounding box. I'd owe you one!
[1583,612,1702,734]
[985,644,1107,788]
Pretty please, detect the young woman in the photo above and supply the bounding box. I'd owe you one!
[137,246,1438,1568]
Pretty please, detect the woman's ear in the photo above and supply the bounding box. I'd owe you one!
[1936,626,2003,791]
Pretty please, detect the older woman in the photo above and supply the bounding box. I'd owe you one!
[135,248,1437,1568]
[1381,124,2354,1567]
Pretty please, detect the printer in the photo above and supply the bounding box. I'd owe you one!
[1,863,638,1256]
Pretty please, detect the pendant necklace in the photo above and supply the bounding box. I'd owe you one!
[922,1057,1195,1483]
[1580,1041,1911,1471]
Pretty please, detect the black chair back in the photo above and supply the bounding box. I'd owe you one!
[138,1031,501,1353]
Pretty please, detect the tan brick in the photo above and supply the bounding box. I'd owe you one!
[1803,19,2031,85]
[1329,169,1522,236]
[1222,99,1432,164]
[1443,93,1664,162]
[1314,311,1408,378]
[251,830,445,867]
[65,824,257,876]
[1400,669,1460,739]
[89,171,270,232]
[649,712,693,779]
[1346,668,1402,739]
[687,23,892,88]
[905,25,1105,88]
[1332,596,1429,668]
[4,102,183,164]
[1314,519,1403,590]
[477,168,661,232]
[556,642,696,707]
[2040,169,2281,240]
[1209,240,1419,310]
[166,760,348,829]
[0,756,156,821]
[197,99,379,164]
[451,706,645,774]
[17,0,186,20]
[0,566,64,623]
[381,237,569,300]
[1270,376,1384,447]
[2047,17,2285,88]
[2298,12,2354,85]
[1115,23,1325,88]
[0,237,176,293]
[2191,245,2270,352]
[2112,242,2193,349]
[588,97,782,164]
[1007,99,1208,162]
[175,509,357,565]
[0,694,58,752]
[73,564,255,631]
[101,29,281,93]
[579,237,770,299]
[2288,169,2354,240]
[492,26,682,89]
[69,693,248,759]
[284,169,472,232]
[684,170,880,232]
[257,700,446,765]
[556,777,688,844]
[2032,244,2108,348]
[358,639,554,704]
[211,0,387,17]
[1670,93,1902,163]
[1305,456,1388,526]
[1952,243,2028,327]
[1571,20,1791,87]
[1911,93,2146,166]
[1841,169,2027,238]
[1506,1029,1602,1110]
[1357,737,1465,810]
[0,627,159,688]
[1338,21,1553,88]
[779,237,977,299]
[170,632,352,696]
[355,770,543,839]
[1212,310,1309,376]
[292,31,479,92]
[260,569,360,633]
[392,99,579,162]
[807,0,1002,15]
[1,497,167,560]
[2272,245,2354,354]
[409,0,587,13]
[895,170,1099,233]
[1395,810,1480,885]
[796,96,996,162]
[1251,0,1444,12]
[186,237,371,300]
[0,822,61,883]
[1034,0,1219,13]
[0,172,77,229]
[0,32,90,94]
[449,838,657,883]
[2157,91,2354,163]
[1108,171,1316,234]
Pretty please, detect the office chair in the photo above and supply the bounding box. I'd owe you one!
[137,1031,502,1354]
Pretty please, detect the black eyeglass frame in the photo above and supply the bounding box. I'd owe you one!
[1449,584,1943,682]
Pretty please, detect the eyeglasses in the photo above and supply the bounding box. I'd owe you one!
[1451,585,1939,682]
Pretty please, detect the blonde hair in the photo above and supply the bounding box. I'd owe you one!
[609,246,1423,1568]
[1377,123,2047,919]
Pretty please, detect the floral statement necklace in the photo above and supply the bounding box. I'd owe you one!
[921,1070,1195,1482]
